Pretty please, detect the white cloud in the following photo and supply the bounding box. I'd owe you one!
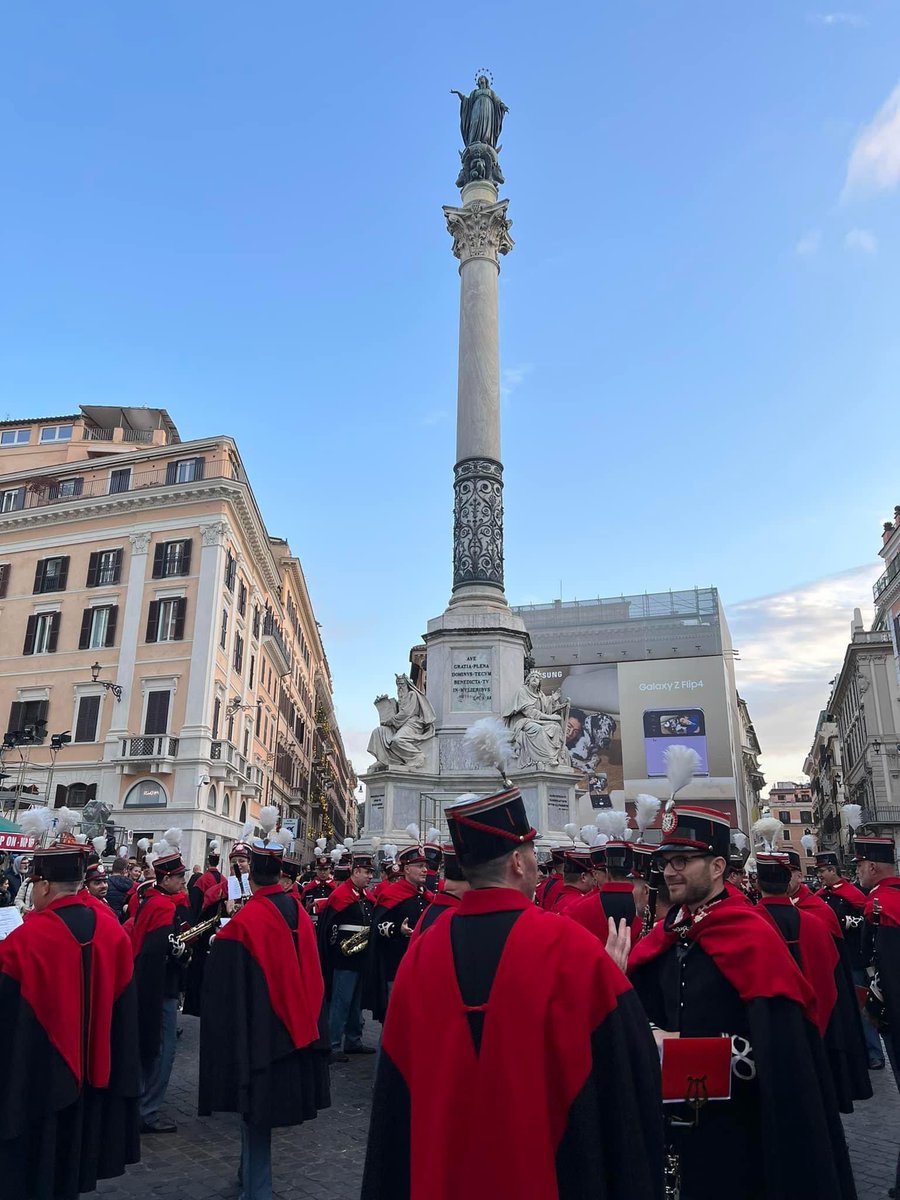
[727,564,881,792]
[845,227,878,253]
[844,82,900,198]
[795,229,822,256]
[809,11,867,26]
[501,363,533,400]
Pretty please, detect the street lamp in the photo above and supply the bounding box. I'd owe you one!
[90,662,123,702]
[226,698,261,718]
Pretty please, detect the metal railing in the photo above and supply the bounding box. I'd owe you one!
[874,554,900,601]
[862,805,900,825]
[210,740,252,778]
[121,736,179,757]
[82,427,114,441]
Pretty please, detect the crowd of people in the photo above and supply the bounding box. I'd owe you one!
[0,792,898,1200]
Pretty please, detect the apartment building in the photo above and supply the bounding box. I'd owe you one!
[804,711,847,856]
[766,781,816,877]
[0,406,355,865]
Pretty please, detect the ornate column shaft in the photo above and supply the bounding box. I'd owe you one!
[444,183,514,603]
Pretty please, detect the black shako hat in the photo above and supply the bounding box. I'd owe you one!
[397,844,427,867]
[441,843,465,882]
[423,841,443,873]
[30,844,88,884]
[755,852,791,889]
[250,844,284,879]
[854,836,896,865]
[657,804,731,859]
[589,845,608,869]
[447,786,537,867]
[783,848,802,871]
[604,840,634,873]
[280,855,301,881]
[351,852,375,871]
[815,851,841,869]
[153,852,187,879]
[564,848,593,873]
[631,843,653,879]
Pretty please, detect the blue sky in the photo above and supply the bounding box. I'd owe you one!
[2,2,898,786]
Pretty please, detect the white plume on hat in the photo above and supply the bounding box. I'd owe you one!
[330,845,347,865]
[563,822,578,844]
[752,815,783,853]
[239,821,254,842]
[580,824,599,848]
[315,837,327,851]
[152,839,168,855]
[145,851,157,867]
[163,828,182,850]
[800,833,816,852]
[664,745,701,807]
[74,834,88,845]
[258,805,279,834]
[595,810,628,840]
[116,845,129,859]
[731,831,748,853]
[382,843,397,861]
[344,837,355,850]
[92,835,107,855]
[209,840,221,854]
[371,836,382,851]
[840,804,862,831]
[634,794,661,835]
[426,827,440,845]
[55,806,80,834]
[463,717,515,782]
[136,837,151,852]
[405,823,421,843]
[20,808,52,838]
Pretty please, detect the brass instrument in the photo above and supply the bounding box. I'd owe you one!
[865,895,890,1032]
[340,927,371,957]
[169,912,220,953]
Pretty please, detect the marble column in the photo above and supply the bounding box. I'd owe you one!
[443,179,514,609]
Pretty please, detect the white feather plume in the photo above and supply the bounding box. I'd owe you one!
[580,825,599,847]
[463,717,515,774]
[594,833,609,846]
[116,845,129,859]
[152,839,168,855]
[601,811,629,840]
[20,808,52,837]
[55,806,80,834]
[371,836,382,851]
[330,845,347,865]
[382,843,397,860]
[315,837,327,850]
[563,822,578,843]
[163,827,182,849]
[258,805,279,833]
[92,835,107,855]
[731,831,748,852]
[800,833,816,852]
[664,745,701,805]
[405,823,421,842]
[137,837,151,852]
[426,827,440,845]
[840,804,863,831]
[634,794,661,834]
[239,821,254,841]
[145,851,157,867]
[210,840,220,853]
[74,834,88,844]
[752,815,783,853]
[745,856,757,873]
[344,837,355,850]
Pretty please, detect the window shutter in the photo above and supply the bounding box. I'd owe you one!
[47,612,60,652]
[173,597,187,640]
[36,699,48,725]
[86,552,99,587]
[79,608,93,650]
[75,695,100,743]
[212,697,221,739]
[72,478,83,497]
[57,558,69,590]
[144,690,170,735]
[152,543,165,578]
[165,462,177,485]
[7,702,23,737]
[193,457,205,481]
[181,540,192,575]
[86,783,97,803]
[146,600,160,643]
[105,605,118,647]
[0,564,8,598]
[11,488,24,511]
[112,548,123,583]
[33,561,45,593]
[54,783,67,808]
[23,615,37,655]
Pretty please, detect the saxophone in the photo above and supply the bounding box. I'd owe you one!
[169,912,221,953]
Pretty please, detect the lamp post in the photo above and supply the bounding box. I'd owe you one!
[90,662,123,702]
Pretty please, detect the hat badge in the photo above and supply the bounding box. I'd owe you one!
[661,810,678,834]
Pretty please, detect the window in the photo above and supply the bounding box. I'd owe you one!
[233,632,244,674]
[252,605,260,638]
[0,429,29,446]
[79,604,118,650]
[212,697,221,739]
[243,728,250,758]
[0,564,9,598]
[207,785,217,812]
[255,703,262,736]
[165,457,206,485]
[6,699,48,738]
[23,612,60,655]
[782,829,791,841]
[152,539,192,578]
[805,848,815,859]
[124,780,168,808]
[800,810,813,824]
[239,801,247,825]
[220,608,228,650]
[238,579,247,616]
[224,550,236,592]
[144,690,171,735]
[248,654,255,690]
[33,556,69,594]
[222,792,231,818]
[1,487,25,513]
[145,597,187,642]
[86,548,122,587]
[54,782,95,809]
[74,695,101,743]
[52,477,83,499]
[778,811,791,824]
[39,425,73,442]
[109,468,131,494]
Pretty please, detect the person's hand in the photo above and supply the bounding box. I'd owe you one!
[652,1028,680,1053]
[400,918,413,938]
[604,917,631,972]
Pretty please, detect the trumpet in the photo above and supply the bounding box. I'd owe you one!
[169,912,220,954]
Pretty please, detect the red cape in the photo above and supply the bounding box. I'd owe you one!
[300,878,335,901]
[550,883,591,914]
[567,883,642,943]
[131,888,183,956]
[324,879,371,915]
[197,867,227,908]
[384,888,632,1200]
[214,883,323,1049]
[0,894,133,1087]
[80,890,119,922]
[757,896,838,1036]
[825,878,867,911]
[794,884,842,939]
[866,876,900,926]
[724,880,752,904]
[628,893,815,1020]
[375,878,432,912]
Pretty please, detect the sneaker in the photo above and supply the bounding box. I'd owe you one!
[345,1043,376,1055]
[329,1050,349,1063]
[140,1119,177,1134]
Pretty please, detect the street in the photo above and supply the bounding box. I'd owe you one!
[96,1014,899,1200]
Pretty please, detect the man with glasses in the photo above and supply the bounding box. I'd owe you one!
[628,804,856,1200]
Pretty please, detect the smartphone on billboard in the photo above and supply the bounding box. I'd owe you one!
[643,709,709,777]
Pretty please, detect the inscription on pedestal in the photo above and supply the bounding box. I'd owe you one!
[450,648,493,710]
[548,788,571,826]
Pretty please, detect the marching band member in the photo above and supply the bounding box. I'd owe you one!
[318,851,376,1061]
[628,805,856,1199]
[366,843,431,1024]
[410,844,468,940]
[227,841,253,914]
[300,854,337,925]
[280,853,303,898]
[550,847,595,912]
[0,845,141,1197]
[81,861,118,920]
[857,835,900,1071]
[360,785,664,1200]
[534,845,566,909]
[569,839,642,942]
[199,841,330,1200]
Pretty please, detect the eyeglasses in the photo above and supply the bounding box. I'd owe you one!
[657,854,711,871]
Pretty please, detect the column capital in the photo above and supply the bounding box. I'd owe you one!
[443,199,514,267]
[128,531,151,555]
[200,521,231,548]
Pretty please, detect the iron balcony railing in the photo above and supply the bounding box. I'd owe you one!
[874,554,900,601]
[121,736,179,758]
[6,457,244,512]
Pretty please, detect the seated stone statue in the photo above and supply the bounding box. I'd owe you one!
[368,674,436,770]
[503,671,570,770]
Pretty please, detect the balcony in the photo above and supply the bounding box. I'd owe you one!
[209,740,260,795]
[874,554,900,601]
[117,735,179,774]
[262,613,293,674]
[862,805,900,827]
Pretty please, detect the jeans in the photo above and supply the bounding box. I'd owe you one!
[852,967,886,1064]
[240,1120,272,1200]
[140,997,179,1121]
[329,968,364,1049]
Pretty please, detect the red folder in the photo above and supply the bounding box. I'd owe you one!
[661,1036,732,1104]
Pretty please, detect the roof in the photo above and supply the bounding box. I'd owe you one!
[0,414,80,429]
